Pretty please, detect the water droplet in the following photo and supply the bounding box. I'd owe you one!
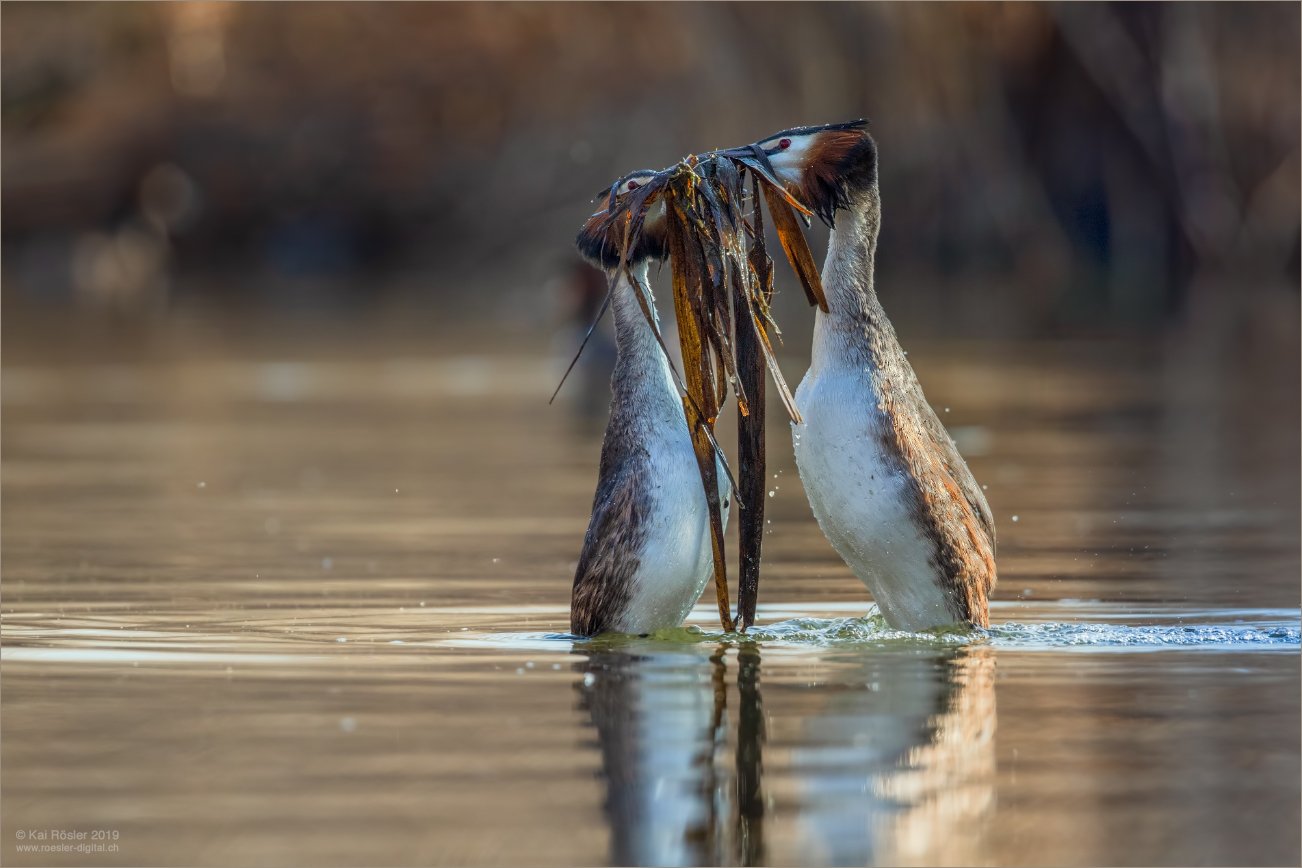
[337,637,347,642]
[322,557,333,569]
[197,481,206,488]
[583,673,596,686]
[1011,516,1019,522]
[340,717,357,732]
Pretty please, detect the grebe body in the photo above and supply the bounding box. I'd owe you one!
[745,124,997,629]
[793,329,960,631]
[569,184,730,636]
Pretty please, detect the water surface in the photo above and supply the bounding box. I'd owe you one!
[3,335,1298,866]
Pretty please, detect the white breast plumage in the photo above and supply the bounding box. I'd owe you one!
[793,364,954,632]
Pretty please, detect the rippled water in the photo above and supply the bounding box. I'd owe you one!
[3,330,1298,866]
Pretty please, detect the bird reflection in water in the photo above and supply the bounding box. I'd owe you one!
[574,640,995,867]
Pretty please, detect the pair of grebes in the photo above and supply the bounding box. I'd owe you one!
[569,121,996,637]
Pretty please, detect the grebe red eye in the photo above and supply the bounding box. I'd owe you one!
[779,138,792,149]
[627,180,640,190]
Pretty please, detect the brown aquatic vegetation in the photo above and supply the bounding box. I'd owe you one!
[568,127,862,632]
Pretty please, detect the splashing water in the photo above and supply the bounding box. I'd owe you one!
[501,604,1300,652]
[986,619,1300,650]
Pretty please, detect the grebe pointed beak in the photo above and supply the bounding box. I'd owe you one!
[716,145,759,160]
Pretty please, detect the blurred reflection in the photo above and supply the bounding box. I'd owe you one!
[735,644,765,866]
[781,648,996,866]
[575,643,730,866]
[574,642,995,867]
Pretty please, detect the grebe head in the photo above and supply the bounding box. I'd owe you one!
[726,120,877,227]
[575,170,669,270]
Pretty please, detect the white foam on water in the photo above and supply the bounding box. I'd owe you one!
[6,603,1296,663]
[442,604,1302,653]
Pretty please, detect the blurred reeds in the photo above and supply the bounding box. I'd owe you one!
[2,2,1297,342]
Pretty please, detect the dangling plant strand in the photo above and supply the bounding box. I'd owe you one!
[733,171,770,632]
[548,279,615,405]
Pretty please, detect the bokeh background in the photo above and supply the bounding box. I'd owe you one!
[4,1,1298,343]
[4,0,1299,606]
[3,6,1300,866]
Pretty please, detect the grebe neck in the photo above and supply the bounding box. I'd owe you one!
[610,264,679,419]
[811,190,906,376]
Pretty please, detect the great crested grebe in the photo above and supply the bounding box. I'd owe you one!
[569,172,731,636]
[733,122,996,630]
